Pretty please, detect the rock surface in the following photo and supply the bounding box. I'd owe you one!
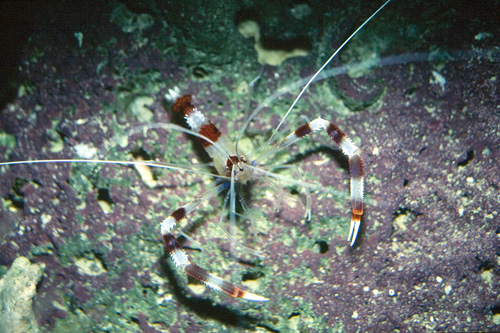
[0,0,499,331]
[0,257,45,333]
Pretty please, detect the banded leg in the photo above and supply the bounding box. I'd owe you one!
[160,185,268,302]
[166,90,241,181]
[279,117,364,246]
[165,89,222,154]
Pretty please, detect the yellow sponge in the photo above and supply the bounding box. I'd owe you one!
[238,20,309,66]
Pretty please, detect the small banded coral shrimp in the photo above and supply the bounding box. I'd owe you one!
[0,0,390,319]
[159,76,367,301]
[145,0,389,302]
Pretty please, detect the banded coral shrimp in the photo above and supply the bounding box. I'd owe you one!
[0,0,396,331]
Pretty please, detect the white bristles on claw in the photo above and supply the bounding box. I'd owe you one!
[160,199,202,235]
[160,216,177,235]
[202,272,269,302]
[309,117,329,131]
[350,178,364,204]
[185,109,207,132]
[164,237,190,268]
[339,137,359,157]
[170,248,190,268]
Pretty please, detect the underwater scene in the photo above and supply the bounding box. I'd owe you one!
[0,0,499,331]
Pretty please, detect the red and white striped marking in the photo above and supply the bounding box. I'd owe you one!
[170,93,222,149]
[158,179,268,301]
[280,117,364,246]
[162,232,268,301]
[161,92,365,301]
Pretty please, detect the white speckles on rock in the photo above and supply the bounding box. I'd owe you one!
[430,70,446,92]
[352,310,359,319]
[74,143,98,159]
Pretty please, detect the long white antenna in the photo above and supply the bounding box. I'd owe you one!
[268,0,391,144]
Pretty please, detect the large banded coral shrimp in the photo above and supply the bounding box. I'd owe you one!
[0,0,390,309]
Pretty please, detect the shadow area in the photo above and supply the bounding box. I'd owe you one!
[157,253,268,330]
[283,145,350,173]
[0,1,36,110]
